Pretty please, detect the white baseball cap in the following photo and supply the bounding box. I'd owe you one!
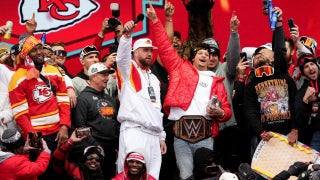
[219,172,239,180]
[133,38,157,51]
[88,63,115,76]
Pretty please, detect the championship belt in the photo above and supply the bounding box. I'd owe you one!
[173,115,212,143]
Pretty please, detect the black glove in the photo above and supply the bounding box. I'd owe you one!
[288,162,308,176]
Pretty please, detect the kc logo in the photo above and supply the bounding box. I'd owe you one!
[19,0,100,32]
[33,85,53,103]
[38,0,80,20]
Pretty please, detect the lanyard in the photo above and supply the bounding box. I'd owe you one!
[142,69,156,102]
[310,80,319,93]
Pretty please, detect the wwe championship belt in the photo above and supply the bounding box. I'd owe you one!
[174,115,212,143]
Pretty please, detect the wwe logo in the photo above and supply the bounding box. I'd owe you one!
[183,120,203,138]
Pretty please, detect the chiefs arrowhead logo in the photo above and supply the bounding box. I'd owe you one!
[33,85,53,103]
[19,0,100,33]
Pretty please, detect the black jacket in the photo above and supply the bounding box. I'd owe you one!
[244,26,297,137]
[73,86,119,142]
[295,77,320,144]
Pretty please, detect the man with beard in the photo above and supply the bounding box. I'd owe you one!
[243,7,298,147]
[8,35,70,179]
[295,56,320,152]
[52,130,105,180]
[116,32,167,178]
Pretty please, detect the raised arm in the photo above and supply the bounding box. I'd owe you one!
[157,0,175,66]
[271,7,287,73]
[116,20,135,81]
[226,11,240,76]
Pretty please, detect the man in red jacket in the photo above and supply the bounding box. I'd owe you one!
[112,151,156,180]
[144,2,232,179]
[52,130,105,180]
[0,128,50,180]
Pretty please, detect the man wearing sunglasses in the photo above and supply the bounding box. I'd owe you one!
[52,130,105,180]
[243,7,298,148]
[295,56,320,152]
[50,42,77,108]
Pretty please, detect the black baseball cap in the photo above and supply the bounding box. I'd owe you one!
[10,44,20,55]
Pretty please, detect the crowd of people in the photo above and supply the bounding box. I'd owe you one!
[0,0,320,180]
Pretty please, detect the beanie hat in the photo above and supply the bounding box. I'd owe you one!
[17,36,42,80]
[193,147,219,174]
[203,38,220,57]
[188,43,211,62]
[298,53,318,75]
[18,36,42,63]
[83,146,105,161]
[1,129,25,150]
[126,152,145,164]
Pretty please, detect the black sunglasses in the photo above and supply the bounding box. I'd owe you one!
[53,50,67,56]
[86,154,101,162]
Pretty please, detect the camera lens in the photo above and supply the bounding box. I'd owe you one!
[107,18,121,31]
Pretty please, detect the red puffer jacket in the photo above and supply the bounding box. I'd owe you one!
[0,151,50,180]
[151,21,232,137]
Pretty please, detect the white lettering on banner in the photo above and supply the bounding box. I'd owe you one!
[19,0,100,33]
[253,140,266,160]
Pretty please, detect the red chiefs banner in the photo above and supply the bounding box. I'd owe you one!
[1,0,320,75]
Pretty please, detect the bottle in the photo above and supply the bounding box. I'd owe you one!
[4,21,13,40]
[41,33,46,44]
[268,0,277,30]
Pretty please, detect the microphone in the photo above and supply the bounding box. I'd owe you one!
[4,21,13,40]
[134,14,145,24]
[123,14,145,33]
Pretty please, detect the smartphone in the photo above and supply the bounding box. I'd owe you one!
[28,132,43,149]
[240,52,247,62]
[209,95,218,108]
[288,18,295,30]
[76,127,92,138]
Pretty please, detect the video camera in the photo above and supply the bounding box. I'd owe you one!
[108,3,122,31]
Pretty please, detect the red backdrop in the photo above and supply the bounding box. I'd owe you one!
[1,0,319,76]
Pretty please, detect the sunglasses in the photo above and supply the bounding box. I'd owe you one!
[254,66,274,77]
[86,155,101,162]
[53,50,67,56]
